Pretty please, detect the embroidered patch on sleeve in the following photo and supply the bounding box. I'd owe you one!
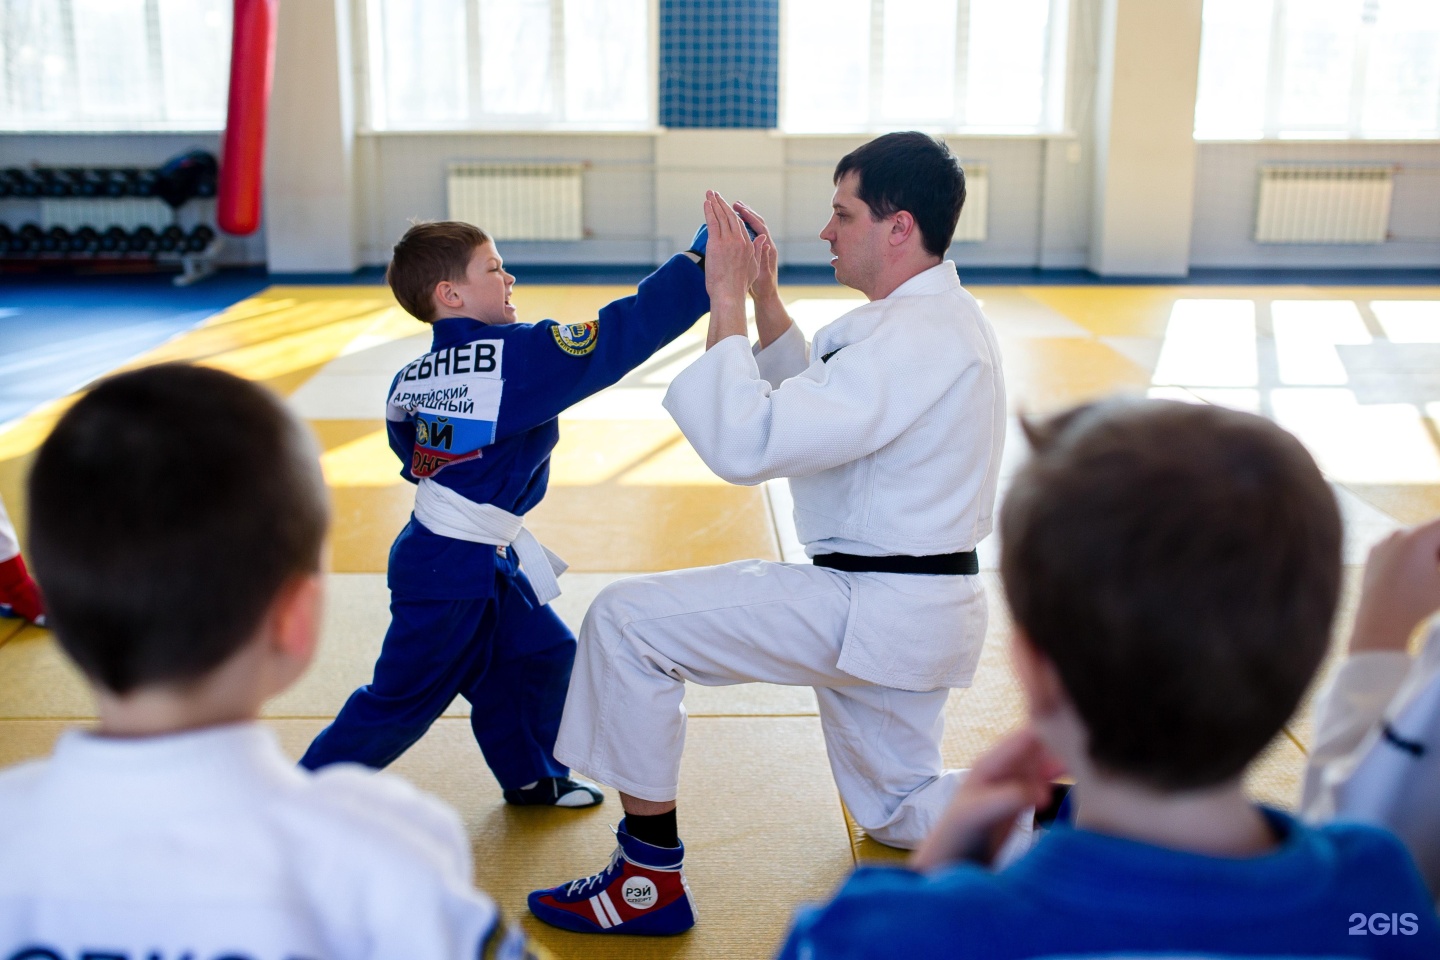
[551,321,599,356]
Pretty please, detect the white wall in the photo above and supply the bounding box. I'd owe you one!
[1087,0,1203,276]
[264,0,359,273]
[1191,141,1440,268]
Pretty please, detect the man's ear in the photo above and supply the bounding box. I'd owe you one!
[889,210,918,247]
[1011,628,1068,718]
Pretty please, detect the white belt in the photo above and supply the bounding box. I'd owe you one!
[412,479,567,605]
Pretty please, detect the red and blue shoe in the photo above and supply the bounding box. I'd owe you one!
[528,819,697,935]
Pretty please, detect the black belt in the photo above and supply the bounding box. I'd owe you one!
[812,550,978,576]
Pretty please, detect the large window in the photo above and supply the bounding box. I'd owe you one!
[361,0,654,131]
[0,0,231,131]
[781,0,1070,134]
[1196,0,1440,140]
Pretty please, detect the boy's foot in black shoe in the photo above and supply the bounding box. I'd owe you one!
[505,776,604,808]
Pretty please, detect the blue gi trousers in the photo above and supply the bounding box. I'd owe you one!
[299,568,574,790]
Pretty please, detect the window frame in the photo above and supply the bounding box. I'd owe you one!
[356,0,659,134]
[1195,0,1440,142]
[0,0,231,133]
[777,0,1072,136]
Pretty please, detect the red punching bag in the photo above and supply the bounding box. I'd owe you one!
[217,0,278,236]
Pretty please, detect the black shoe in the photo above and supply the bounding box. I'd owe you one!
[505,776,604,808]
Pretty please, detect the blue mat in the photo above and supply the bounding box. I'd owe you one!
[0,271,271,427]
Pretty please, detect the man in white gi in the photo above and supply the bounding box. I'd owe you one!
[528,131,1005,936]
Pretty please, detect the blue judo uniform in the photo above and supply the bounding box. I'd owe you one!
[300,254,709,787]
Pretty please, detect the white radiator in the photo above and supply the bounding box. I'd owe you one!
[954,163,988,243]
[40,197,174,231]
[1254,165,1393,244]
[447,163,585,241]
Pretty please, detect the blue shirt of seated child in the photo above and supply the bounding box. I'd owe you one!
[778,808,1440,959]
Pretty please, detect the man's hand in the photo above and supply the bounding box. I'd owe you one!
[734,201,777,302]
[909,727,1065,873]
[1349,516,1440,655]
[733,200,794,349]
[702,190,759,350]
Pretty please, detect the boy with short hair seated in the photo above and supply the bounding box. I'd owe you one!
[778,398,1440,959]
[0,364,541,958]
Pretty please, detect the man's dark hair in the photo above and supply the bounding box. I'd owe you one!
[999,399,1341,791]
[27,364,329,695]
[386,220,491,322]
[833,132,966,258]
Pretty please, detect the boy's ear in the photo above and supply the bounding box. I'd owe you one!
[1011,629,1068,718]
[434,279,463,312]
[268,572,324,670]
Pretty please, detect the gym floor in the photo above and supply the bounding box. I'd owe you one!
[0,274,1438,958]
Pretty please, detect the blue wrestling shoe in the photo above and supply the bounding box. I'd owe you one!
[528,819,697,935]
[504,776,603,809]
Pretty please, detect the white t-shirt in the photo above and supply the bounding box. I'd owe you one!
[0,723,531,960]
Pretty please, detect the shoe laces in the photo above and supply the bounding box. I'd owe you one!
[565,844,624,898]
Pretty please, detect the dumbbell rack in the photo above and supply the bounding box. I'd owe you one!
[0,166,223,286]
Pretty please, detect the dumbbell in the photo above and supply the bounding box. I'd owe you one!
[39,170,73,197]
[6,225,29,256]
[11,170,42,198]
[132,169,158,197]
[15,223,41,251]
[103,169,132,197]
[186,224,216,252]
[0,171,17,198]
[75,170,106,197]
[15,223,42,255]
[94,226,123,254]
[39,226,70,253]
[156,224,184,252]
[0,224,12,252]
[130,226,159,254]
[70,226,99,255]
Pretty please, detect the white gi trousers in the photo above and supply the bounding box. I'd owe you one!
[554,559,963,849]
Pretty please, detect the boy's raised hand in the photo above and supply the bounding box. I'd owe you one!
[1349,516,1440,654]
[909,727,1064,873]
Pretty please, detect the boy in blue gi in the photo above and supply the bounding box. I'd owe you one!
[301,221,710,809]
[778,399,1440,959]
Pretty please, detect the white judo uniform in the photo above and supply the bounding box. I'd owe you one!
[0,724,530,959]
[1302,619,1440,901]
[554,261,1005,848]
